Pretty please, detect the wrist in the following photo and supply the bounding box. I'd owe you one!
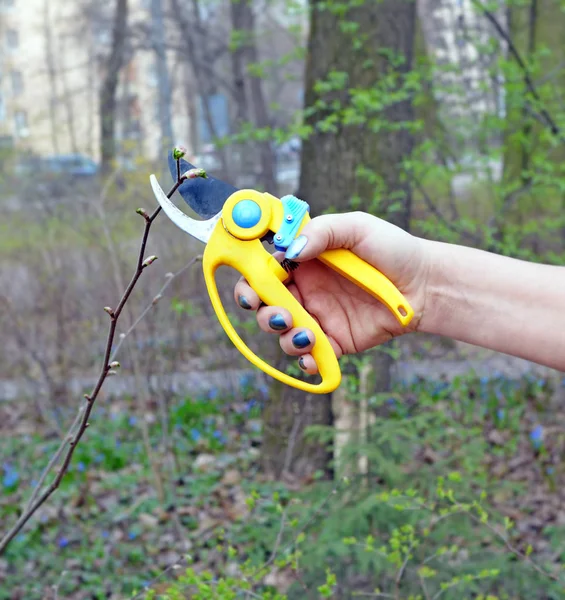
[415,239,458,337]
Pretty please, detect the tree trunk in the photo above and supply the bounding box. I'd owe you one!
[150,0,174,153]
[229,0,277,193]
[262,0,418,481]
[100,0,129,173]
[43,0,60,154]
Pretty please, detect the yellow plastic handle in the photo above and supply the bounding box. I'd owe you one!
[199,188,414,394]
[296,212,414,326]
[202,220,342,394]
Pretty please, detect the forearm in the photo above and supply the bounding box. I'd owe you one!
[419,240,565,372]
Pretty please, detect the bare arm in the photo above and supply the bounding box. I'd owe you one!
[420,240,565,372]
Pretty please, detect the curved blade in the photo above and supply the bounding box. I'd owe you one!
[168,151,238,218]
[150,174,221,244]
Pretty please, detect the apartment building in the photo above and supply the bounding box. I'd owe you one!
[0,0,192,163]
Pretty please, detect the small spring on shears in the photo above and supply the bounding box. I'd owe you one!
[280,258,300,273]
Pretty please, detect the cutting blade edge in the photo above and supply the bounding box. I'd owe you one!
[168,151,239,218]
[150,174,221,245]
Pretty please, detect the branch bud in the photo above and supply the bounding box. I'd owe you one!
[142,255,158,268]
[83,394,92,402]
[172,146,187,160]
[103,306,114,317]
[141,255,157,268]
[110,361,120,369]
[136,208,150,222]
[182,168,208,181]
[152,294,162,305]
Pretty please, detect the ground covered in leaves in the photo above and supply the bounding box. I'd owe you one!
[2,370,565,599]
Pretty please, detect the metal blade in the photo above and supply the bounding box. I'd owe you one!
[167,151,238,218]
[150,174,221,245]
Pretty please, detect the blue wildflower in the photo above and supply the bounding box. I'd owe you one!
[496,408,505,421]
[547,467,555,475]
[213,430,226,443]
[94,453,104,463]
[530,425,544,449]
[3,467,19,488]
[128,416,137,426]
[386,397,396,406]
[190,429,201,442]
[128,530,137,540]
[58,537,69,549]
[115,439,121,448]
[239,373,253,388]
[102,530,110,539]
[246,399,258,412]
[77,462,85,472]
[208,387,218,400]
[259,384,269,397]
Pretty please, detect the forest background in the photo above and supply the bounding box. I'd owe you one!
[2,0,565,598]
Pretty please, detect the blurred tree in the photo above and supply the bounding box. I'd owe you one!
[100,0,129,173]
[229,0,278,193]
[150,0,174,153]
[261,0,418,480]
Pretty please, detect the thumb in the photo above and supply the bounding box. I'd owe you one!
[284,212,399,263]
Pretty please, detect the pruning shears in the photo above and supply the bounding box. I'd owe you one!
[150,153,414,394]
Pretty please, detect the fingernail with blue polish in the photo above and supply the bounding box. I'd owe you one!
[269,314,287,331]
[292,331,311,349]
[285,235,308,260]
[238,295,252,310]
[298,356,307,370]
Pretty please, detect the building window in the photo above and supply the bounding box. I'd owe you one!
[11,70,23,95]
[14,110,28,137]
[5,28,18,50]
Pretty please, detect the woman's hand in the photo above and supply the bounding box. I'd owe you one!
[233,212,432,374]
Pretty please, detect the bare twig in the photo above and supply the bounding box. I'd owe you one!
[0,170,188,555]
[412,178,482,245]
[263,508,288,570]
[395,539,417,598]
[110,255,202,362]
[24,406,85,512]
[471,0,563,141]
[466,512,560,583]
[282,402,303,477]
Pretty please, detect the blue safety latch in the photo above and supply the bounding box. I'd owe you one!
[272,195,310,251]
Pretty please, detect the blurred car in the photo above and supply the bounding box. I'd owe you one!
[42,154,99,178]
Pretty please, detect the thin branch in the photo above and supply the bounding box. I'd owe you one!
[412,178,482,245]
[110,255,202,362]
[0,172,186,555]
[471,0,563,140]
[395,539,416,598]
[24,406,85,512]
[466,512,560,584]
[262,508,288,570]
